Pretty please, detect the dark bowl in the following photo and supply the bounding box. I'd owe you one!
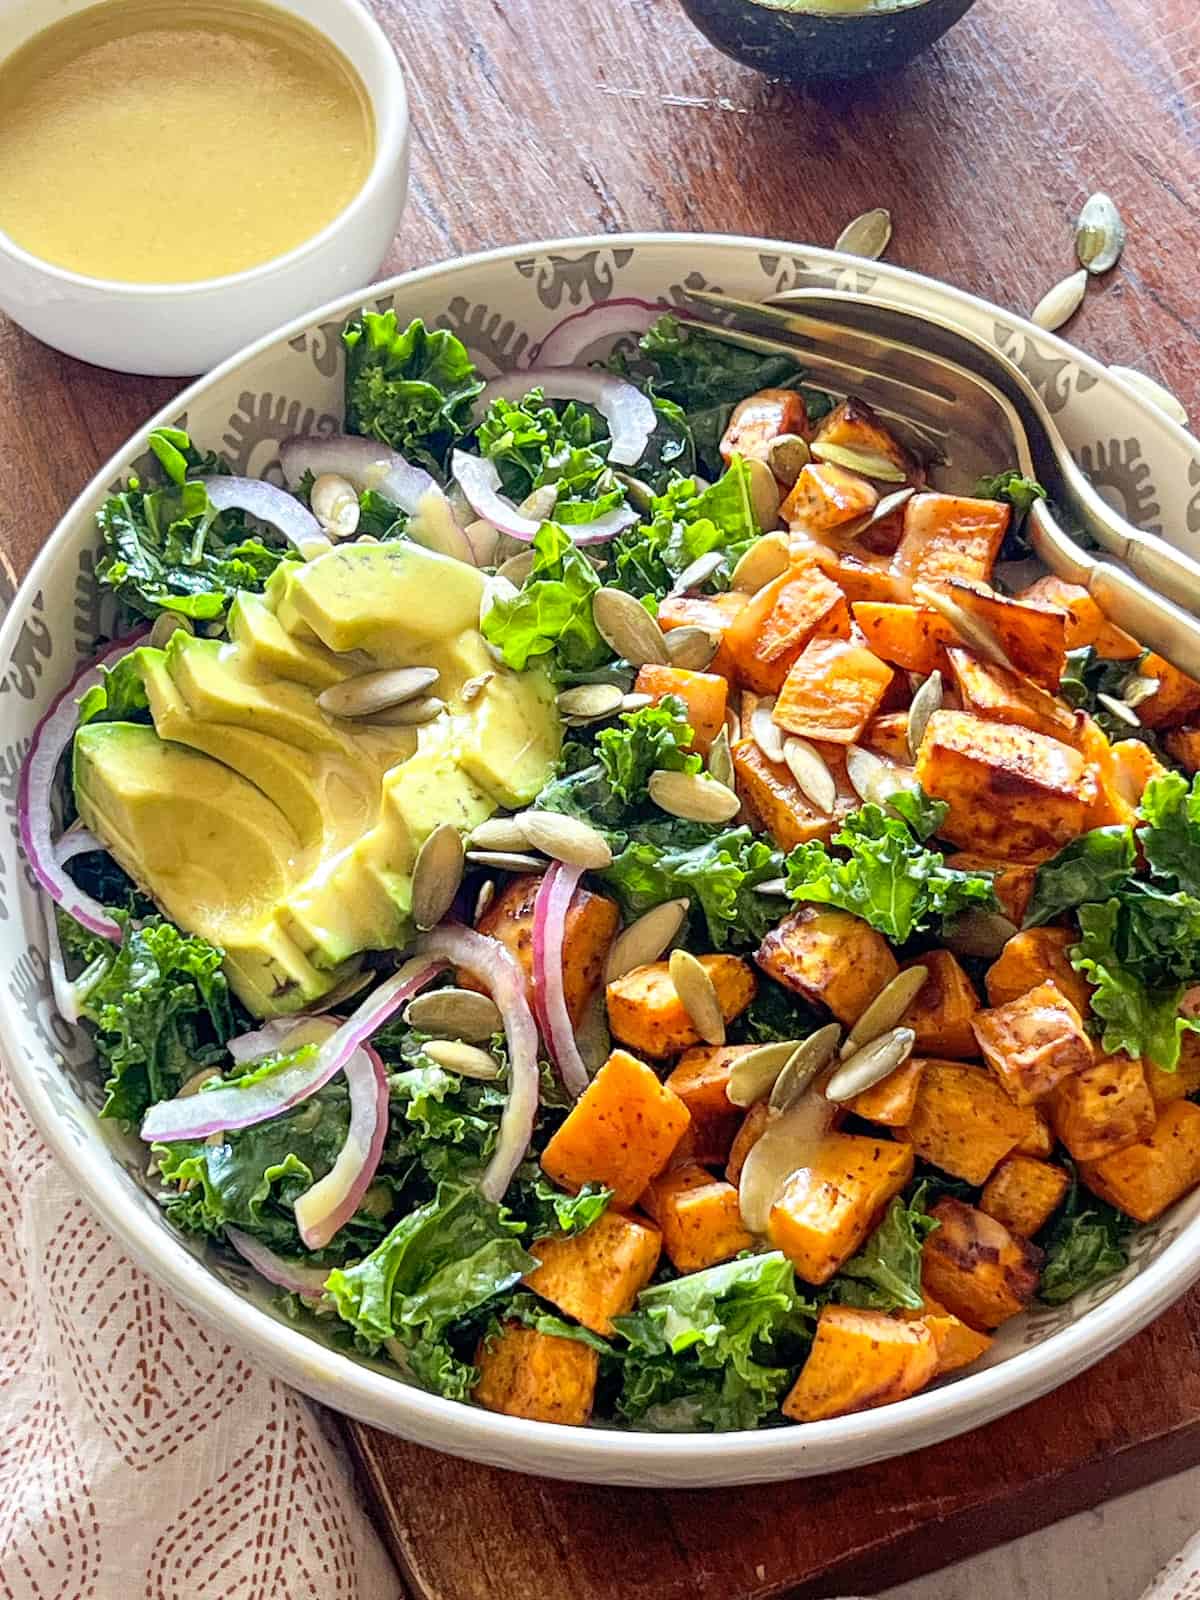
[677,0,978,82]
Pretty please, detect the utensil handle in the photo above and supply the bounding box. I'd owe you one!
[1089,563,1200,682]
[1119,535,1200,619]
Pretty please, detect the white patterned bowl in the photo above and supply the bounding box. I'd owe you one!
[3,234,1200,1488]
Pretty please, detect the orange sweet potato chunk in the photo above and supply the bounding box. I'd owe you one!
[720,388,812,464]
[665,1045,749,1165]
[642,1162,753,1272]
[901,950,981,1060]
[1165,727,1200,775]
[1018,575,1140,658]
[1145,1032,1200,1104]
[724,565,850,694]
[473,1324,599,1425]
[848,1058,925,1127]
[902,1059,1036,1184]
[524,1210,661,1336]
[972,979,1095,1105]
[851,602,957,675]
[892,493,1010,591]
[916,1295,994,1375]
[1050,1054,1156,1163]
[861,711,913,763]
[733,735,858,850]
[980,1154,1071,1237]
[657,590,749,684]
[541,1049,691,1205]
[782,1305,938,1422]
[794,536,904,605]
[937,580,1069,690]
[985,927,1092,1016]
[633,664,727,756]
[782,462,878,534]
[921,1199,1043,1329]
[1080,1100,1200,1222]
[1135,652,1200,730]
[726,1101,770,1186]
[772,636,894,743]
[768,1133,914,1284]
[756,905,898,1025]
[946,646,1080,743]
[813,398,916,477]
[606,955,757,1058]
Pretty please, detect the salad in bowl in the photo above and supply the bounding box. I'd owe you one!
[24,299,1200,1436]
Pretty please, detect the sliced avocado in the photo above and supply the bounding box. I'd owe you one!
[226,591,349,690]
[165,633,349,753]
[456,665,561,807]
[73,722,339,1014]
[279,542,485,656]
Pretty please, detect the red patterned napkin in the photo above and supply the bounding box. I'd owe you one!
[0,1064,401,1599]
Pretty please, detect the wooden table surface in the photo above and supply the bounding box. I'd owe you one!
[2,0,1199,1594]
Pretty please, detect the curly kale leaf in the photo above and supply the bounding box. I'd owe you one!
[343,312,484,472]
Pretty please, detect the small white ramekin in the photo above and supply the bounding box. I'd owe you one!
[0,0,409,376]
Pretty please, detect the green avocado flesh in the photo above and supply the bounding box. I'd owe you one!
[73,542,561,1016]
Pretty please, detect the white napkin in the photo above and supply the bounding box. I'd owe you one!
[0,1061,401,1598]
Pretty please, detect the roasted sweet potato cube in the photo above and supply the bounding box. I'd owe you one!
[1016,1107,1055,1158]
[772,636,894,743]
[862,711,913,763]
[665,1045,749,1164]
[757,905,899,1025]
[980,1155,1071,1237]
[972,980,1095,1105]
[633,664,728,756]
[642,1162,753,1272]
[767,1133,914,1284]
[541,1048,691,1205]
[914,709,1095,859]
[946,647,1080,742]
[1145,1032,1200,1104]
[1018,575,1140,658]
[892,493,1010,591]
[782,1304,937,1422]
[1075,716,1141,831]
[524,1209,661,1336]
[851,601,957,675]
[794,536,904,605]
[938,580,1069,691]
[849,1058,925,1127]
[901,950,981,1060]
[1080,1100,1200,1222]
[657,590,749,684]
[813,398,915,478]
[1110,738,1168,802]
[902,1059,1036,1184]
[1050,1054,1156,1163]
[985,927,1093,1016]
[944,853,1037,927]
[720,387,812,465]
[915,1295,994,1375]
[606,955,756,1058]
[782,462,878,534]
[921,1198,1043,1329]
[733,736,858,850]
[471,874,619,1026]
[724,565,850,694]
[1134,651,1200,730]
[473,1324,599,1425]
[726,1101,769,1185]
[1165,727,1200,774]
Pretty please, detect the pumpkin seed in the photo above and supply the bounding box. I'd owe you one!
[473,878,496,923]
[318,666,440,719]
[404,987,503,1041]
[671,550,725,595]
[465,519,501,568]
[669,948,725,1045]
[810,440,907,484]
[469,817,532,852]
[753,877,789,896]
[149,611,193,649]
[845,743,890,806]
[516,809,614,869]
[738,1093,838,1233]
[556,682,626,723]
[841,967,929,1058]
[496,549,535,586]
[411,823,465,931]
[906,670,943,760]
[465,850,548,873]
[1031,269,1088,332]
[751,698,785,764]
[835,206,892,261]
[745,456,783,529]
[825,1027,915,1103]
[913,581,1013,670]
[708,727,735,789]
[783,737,837,814]
[765,434,811,488]
[665,625,721,670]
[604,898,690,983]
[311,472,361,538]
[593,587,669,666]
[613,471,656,514]
[362,695,445,727]
[731,530,791,593]
[1075,192,1126,275]
[648,769,740,823]
[576,988,611,1073]
[461,672,493,704]
[727,1040,805,1108]
[843,484,916,540]
[423,1039,503,1080]
[1096,690,1141,727]
[725,705,741,745]
[620,692,654,713]
[944,908,1019,959]
[1123,675,1160,708]
[1109,366,1189,427]
[769,1024,842,1113]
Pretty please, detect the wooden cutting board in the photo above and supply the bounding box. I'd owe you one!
[343,1288,1200,1599]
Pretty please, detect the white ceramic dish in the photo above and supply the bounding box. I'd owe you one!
[0,0,409,376]
[3,233,1200,1488]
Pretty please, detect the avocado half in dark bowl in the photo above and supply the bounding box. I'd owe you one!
[677,0,978,82]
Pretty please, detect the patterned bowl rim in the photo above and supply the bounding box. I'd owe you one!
[4,229,1199,1484]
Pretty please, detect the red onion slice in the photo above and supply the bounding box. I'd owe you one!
[226,1227,331,1300]
[451,451,637,546]
[279,434,438,516]
[141,958,444,1143]
[530,297,671,366]
[227,1016,312,1065]
[293,1043,388,1249]
[532,862,590,1099]
[43,827,110,1024]
[477,368,656,467]
[416,925,539,1203]
[19,633,148,943]
[199,476,331,562]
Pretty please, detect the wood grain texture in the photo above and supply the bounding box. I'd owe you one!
[1,0,1199,1594]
